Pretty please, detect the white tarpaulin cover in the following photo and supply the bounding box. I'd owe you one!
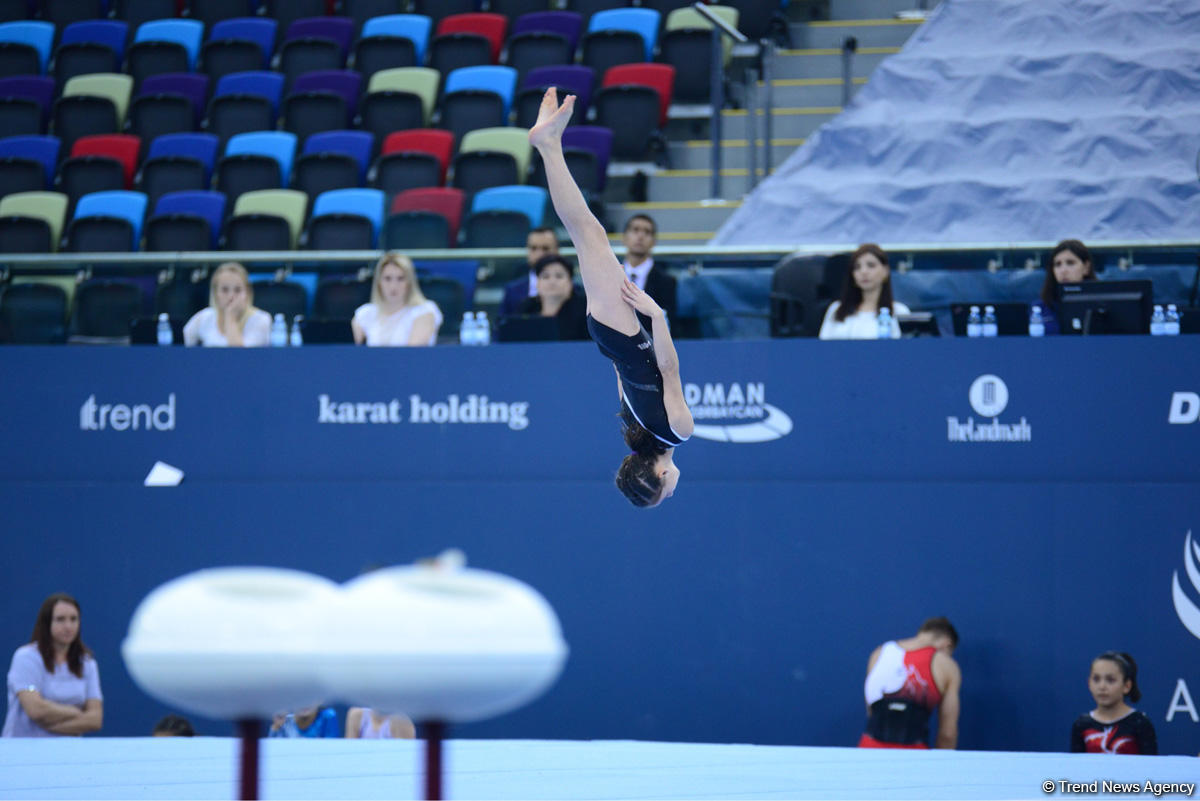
[712,0,1200,246]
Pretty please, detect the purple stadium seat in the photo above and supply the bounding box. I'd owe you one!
[562,125,611,191]
[521,64,594,114]
[512,11,584,53]
[291,69,363,120]
[139,73,209,125]
[0,75,54,126]
[285,17,354,59]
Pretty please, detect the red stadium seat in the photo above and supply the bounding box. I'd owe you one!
[381,128,453,184]
[69,134,142,189]
[436,13,508,63]
[601,63,674,127]
[389,186,464,243]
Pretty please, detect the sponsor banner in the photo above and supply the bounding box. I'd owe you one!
[0,337,1198,482]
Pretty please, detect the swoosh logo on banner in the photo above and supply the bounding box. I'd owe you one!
[1172,530,1200,641]
[691,404,794,443]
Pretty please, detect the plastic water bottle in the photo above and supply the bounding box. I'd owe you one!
[476,310,491,345]
[289,314,303,347]
[1028,304,1044,337]
[1165,304,1181,336]
[982,305,998,337]
[1150,304,1165,336]
[270,313,288,347]
[966,305,982,338]
[460,311,476,345]
[876,307,893,339]
[156,312,172,346]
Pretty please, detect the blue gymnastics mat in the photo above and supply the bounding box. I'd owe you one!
[1,739,1195,800]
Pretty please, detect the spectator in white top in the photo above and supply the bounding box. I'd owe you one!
[819,244,910,340]
[183,262,272,347]
[352,252,443,346]
[3,593,102,737]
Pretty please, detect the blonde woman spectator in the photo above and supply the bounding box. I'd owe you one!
[819,244,910,340]
[183,262,272,347]
[345,707,416,739]
[352,252,443,346]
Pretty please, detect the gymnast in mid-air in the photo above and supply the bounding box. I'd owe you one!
[529,89,693,508]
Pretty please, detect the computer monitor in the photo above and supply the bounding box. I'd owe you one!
[1056,280,1153,335]
[896,312,940,337]
[495,315,559,343]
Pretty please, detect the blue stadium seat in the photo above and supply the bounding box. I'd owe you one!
[361,14,432,64]
[208,17,277,68]
[443,65,518,116]
[0,134,59,187]
[60,20,129,62]
[134,19,204,71]
[224,130,297,184]
[0,21,54,74]
[73,189,148,246]
[303,130,373,184]
[146,132,219,182]
[214,70,284,116]
[470,184,547,228]
[310,187,384,243]
[154,189,226,248]
[587,8,659,60]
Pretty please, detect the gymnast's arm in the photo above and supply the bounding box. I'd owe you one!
[934,654,961,749]
[621,281,693,438]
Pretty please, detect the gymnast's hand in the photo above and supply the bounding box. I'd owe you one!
[620,278,663,318]
[529,88,575,151]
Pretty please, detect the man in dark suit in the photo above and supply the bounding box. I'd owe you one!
[621,214,676,329]
[499,227,559,318]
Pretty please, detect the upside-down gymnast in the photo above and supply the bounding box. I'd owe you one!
[529,88,693,507]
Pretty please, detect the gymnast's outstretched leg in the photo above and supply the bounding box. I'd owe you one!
[528,89,639,338]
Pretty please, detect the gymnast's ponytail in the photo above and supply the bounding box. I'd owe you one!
[615,406,666,507]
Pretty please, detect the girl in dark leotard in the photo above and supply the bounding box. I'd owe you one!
[529,89,693,507]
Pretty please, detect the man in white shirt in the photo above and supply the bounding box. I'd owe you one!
[621,214,676,327]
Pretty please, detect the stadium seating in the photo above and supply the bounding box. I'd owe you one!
[0,135,60,180]
[437,14,508,63]
[54,21,127,87]
[595,64,673,160]
[144,131,219,182]
[70,278,143,339]
[513,11,583,53]
[660,6,738,104]
[40,0,107,31]
[226,188,306,249]
[453,126,531,195]
[0,190,67,250]
[360,14,431,65]
[303,129,373,183]
[505,31,572,85]
[307,187,384,249]
[470,184,547,228]
[0,76,54,134]
[251,278,308,321]
[0,21,55,76]
[514,64,593,128]
[64,189,147,252]
[128,19,204,86]
[375,128,452,196]
[206,70,282,143]
[385,186,463,249]
[342,0,408,36]
[145,189,225,250]
[202,18,277,83]
[262,0,327,43]
[588,7,660,60]
[0,282,68,343]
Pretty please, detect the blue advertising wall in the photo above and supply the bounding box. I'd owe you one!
[1,339,1198,755]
